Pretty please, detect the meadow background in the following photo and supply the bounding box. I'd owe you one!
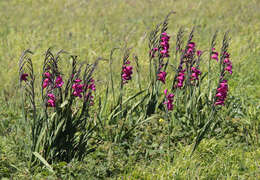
[0,0,260,179]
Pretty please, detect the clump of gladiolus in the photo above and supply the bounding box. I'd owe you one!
[41,70,96,106]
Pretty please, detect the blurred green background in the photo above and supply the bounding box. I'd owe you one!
[0,0,259,98]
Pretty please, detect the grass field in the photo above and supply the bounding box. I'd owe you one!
[0,0,260,179]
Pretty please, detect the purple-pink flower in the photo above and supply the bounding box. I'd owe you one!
[191,67,201,81]
[122,61,133,84]
[47,99,55,107]
[43,78,49,89]
[47,93,55,100]
[71,78,96,99]
[160,32,170,58]
[164,89,174,111]
[215,79,228,106]
[176,69,185,88]
[72,80,84,98]
[55,75,64,88]
[43,72,51,89]
[44,72,51,78]
[157,71,167,84]
[188,42,195,49]
[223,52,232,74]
[225,64,232,74]
[20,73,28,81]
[211,48,219,61]
[74,79,82,83]
[47,93,55,107]
[197,50,202,57]
[185,42,196,57]
[88,78,96,91]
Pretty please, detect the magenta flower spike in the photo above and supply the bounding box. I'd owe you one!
[160,32,170,58]
[176,69,186,88]
[42,72,52,89]
[20,73,28,81]
[157,71,167,84]
[122,61,133,84]
[223,52,233,74]
[184,42,196,57]
[215,79,229,106]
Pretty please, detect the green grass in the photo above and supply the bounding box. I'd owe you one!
[122,139,260,179]
[0,0,260,179]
